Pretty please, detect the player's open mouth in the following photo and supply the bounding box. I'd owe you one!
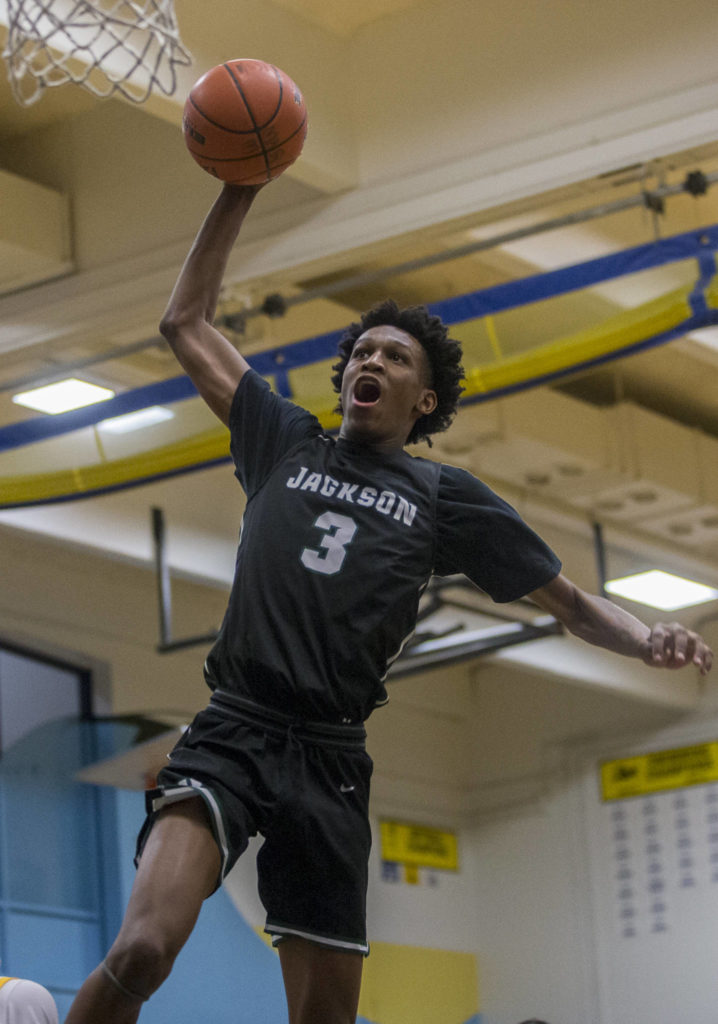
[353,377,381,406]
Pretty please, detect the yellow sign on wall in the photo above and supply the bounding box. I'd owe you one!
[601,741,718,801]
[380,820,459,871]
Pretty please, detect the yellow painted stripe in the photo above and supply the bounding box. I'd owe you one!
[706,263,718,309]
[462,286,692,398]
[0,280,708,507]
[0,428,231,505]
[484,315,502,359]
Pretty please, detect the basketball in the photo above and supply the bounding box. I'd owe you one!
[182,59,308,185]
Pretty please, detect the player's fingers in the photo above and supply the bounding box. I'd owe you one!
[693,640,714,676]
[643,625,712,673]
[647,623,691,667]
[666,622,689,665]
[648,623,668,665]
[672,626,714,674]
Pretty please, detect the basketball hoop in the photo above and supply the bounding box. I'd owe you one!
[2,0,193,106]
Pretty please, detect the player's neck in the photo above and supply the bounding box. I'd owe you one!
[338,424,407,455]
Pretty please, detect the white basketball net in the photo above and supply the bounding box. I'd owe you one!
[2,0,193,106]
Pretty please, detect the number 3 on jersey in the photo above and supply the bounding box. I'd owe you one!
[301,511,357,576]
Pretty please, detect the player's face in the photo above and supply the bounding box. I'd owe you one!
[339,325,437,450]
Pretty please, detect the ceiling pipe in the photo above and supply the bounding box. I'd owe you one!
[2,170,715,394]
[225,169,718,330]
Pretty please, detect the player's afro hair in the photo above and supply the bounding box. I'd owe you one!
[331,299,464,445]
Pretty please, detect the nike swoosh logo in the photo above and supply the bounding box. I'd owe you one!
[340,784,355,793]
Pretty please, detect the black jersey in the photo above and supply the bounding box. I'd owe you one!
[203,371,561,722]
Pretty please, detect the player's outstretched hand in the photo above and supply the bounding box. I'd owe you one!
[641,622,713,675]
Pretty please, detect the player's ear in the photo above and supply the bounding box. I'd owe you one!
[417,388,437,416]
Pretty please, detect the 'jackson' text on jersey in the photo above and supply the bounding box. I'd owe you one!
[204,371,561,722]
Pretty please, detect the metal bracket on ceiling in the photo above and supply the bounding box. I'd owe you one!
[390,575,562,680]
[152,507,219,654]
[151,510,563,669]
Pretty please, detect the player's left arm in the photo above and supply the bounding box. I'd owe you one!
[529,572,713,675]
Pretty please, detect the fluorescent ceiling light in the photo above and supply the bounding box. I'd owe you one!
[13,378,115,414]
[98,406,174,434]
[605,570,718,610]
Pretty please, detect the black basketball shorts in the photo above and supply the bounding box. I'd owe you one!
[135,690,373,955]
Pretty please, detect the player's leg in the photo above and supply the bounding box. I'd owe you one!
[259,725,372,1023]
[278,937,363,1024]
[65,796,220,1024]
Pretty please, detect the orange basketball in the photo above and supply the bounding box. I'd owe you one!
[182,59,308,185]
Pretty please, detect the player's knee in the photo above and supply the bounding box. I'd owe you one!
[106,930,178,998]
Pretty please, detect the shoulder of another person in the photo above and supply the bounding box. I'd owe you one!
[7,979,57,1012]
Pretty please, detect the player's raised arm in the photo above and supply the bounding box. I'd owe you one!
[162,60,307,427]
[529,572,713,675]
[159,183,263,426]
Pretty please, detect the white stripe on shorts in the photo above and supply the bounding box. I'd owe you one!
[266,922,369,955]
[151,779,231,878]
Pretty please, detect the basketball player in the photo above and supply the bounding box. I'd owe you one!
[0,976,59,1023]
[65,184,713,1024]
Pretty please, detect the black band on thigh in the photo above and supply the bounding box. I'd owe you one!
[101,960,149,1002]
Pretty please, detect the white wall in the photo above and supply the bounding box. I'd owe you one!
[461,703,718,1024]
[0,523,227,716]
[467,774,596,1024]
